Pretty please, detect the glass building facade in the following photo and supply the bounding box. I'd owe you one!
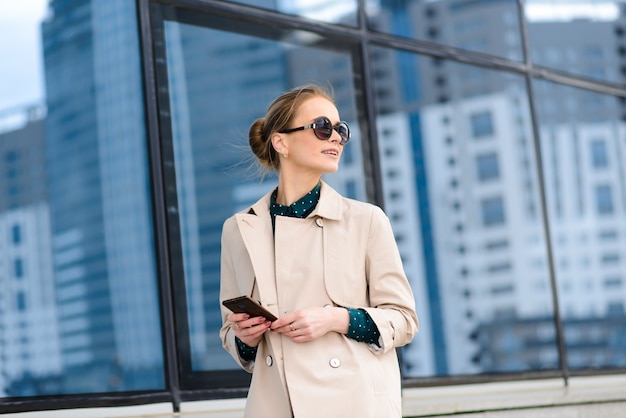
[0,0,625,413]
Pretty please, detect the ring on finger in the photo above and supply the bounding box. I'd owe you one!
[290,324,296,332]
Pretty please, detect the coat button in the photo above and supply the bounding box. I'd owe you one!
[329,358,341,368]
[315,218,323,228]
[266,355,273,367]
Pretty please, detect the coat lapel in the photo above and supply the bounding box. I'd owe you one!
[234,191,278,308]
[310,182,355,306]
[235,191,288,389]
[311,181,343,221]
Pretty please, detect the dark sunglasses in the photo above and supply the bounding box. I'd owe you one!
[279,116,351,145]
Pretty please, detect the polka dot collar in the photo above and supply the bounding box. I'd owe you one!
[270,182,321,219]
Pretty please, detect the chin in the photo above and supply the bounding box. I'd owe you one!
[323,164,340,173]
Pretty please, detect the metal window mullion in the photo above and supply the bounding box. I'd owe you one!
[136,0,182,410]
[355,0,385,207]
[516,0,570,387]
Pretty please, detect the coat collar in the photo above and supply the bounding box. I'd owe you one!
[311,180,343,221]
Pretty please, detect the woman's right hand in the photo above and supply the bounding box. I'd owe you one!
[227,313,272,347]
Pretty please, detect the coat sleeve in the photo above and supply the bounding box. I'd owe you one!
[219,216,255,372]
[362,206,419,354]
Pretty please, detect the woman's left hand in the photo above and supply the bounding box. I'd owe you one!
[270,306,349,343]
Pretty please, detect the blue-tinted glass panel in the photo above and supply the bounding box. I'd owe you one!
[476,152,500,181]
[222,0,357,25]
[591,140,609,169]
[525,1,624,83]
[163,20,365,372]
[481,196,505,226]
[16,292,27,312]
[12,224,22,244]
[595,185,614,215]
[14,258,24,278]
[0,0,164,397]
[370,46,557,378]
[470,111,494,138]
[368,0,523,60]
[534,80,626,370]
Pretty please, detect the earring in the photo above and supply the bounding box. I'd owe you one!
[283,152,288,158]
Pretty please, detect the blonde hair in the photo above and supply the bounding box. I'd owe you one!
[249,84,334,171]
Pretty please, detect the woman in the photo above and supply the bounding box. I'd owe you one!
[219,84,418,417]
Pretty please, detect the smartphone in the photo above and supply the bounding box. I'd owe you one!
[222,296,278,321]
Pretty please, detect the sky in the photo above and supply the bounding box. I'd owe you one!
[0,0,48,114]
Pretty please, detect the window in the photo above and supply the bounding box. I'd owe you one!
[607,302,625,316]
[5,150,18,163]
[161,11,366,383]
[16,291,26,311]
[603,277,622,288]
[470,111,494,138]
[0,0,164,401]
[595,185,614,215]
[485,239,509,250]
[598,229,618,240]
[487,262,512,273]
[481,196,506,226]
[11,224,22,244]
[476,152,500,181]
[14,258,24,278]
[590,139,608,168]
[601,253,620,264]
[491,284,514,294]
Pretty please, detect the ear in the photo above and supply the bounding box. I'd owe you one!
[271,132,289,157]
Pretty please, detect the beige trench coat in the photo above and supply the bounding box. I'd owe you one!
[220,181,418,418]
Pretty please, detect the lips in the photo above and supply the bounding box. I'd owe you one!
[322,148,339,156]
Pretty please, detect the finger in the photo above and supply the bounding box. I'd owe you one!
[246,321,271,338]
[227,313,250,323]
[270,314,296,330]
[239,318,270,333]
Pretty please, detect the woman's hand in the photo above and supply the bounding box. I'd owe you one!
[270,306,349,343]
[227,313,272,347]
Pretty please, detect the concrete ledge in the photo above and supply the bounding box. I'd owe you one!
[401,375,626,417]
[0,403,173,418]
[178,398,246,418]
[425,401,626,418]
[2,375,624,417]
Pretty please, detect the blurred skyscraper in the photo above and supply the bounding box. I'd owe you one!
[0,107,61,396]
[40,0,163,392]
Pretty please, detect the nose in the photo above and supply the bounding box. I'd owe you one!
[329,128,341,143]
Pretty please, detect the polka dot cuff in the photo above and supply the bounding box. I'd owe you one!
[236,337,257,362]
[345,307,381,346]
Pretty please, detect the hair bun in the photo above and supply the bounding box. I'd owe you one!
[249,118,271,167]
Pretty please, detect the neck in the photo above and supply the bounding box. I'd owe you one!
[276,172,321,206]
